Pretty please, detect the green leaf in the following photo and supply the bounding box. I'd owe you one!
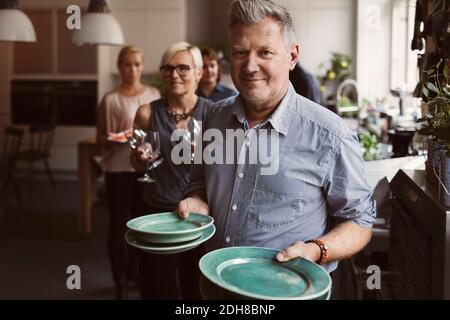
[444,62,449,79]
[425,82,439,93]
[422,86,429,97]
[444,87,450,97]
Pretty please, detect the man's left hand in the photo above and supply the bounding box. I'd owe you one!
[276,241,321,263]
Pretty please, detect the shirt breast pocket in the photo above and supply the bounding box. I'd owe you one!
[247,173,306,230]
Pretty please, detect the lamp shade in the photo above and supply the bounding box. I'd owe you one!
[0,8,36,42]
[72,0,124,46]
[72,12,124,46]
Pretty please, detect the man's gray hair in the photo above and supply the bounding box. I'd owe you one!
[229,0,297,45]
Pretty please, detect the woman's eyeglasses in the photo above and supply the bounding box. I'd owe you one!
[160,64,192,77]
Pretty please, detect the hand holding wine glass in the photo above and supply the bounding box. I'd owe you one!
[127,123,146,150]
[136,131,163,183]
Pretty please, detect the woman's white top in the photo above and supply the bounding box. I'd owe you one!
[101,87,160,172]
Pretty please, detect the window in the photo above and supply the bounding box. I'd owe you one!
[390,0,420,92]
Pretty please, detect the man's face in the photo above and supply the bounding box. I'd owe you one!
[201,57,219,85]
[230,17,298,111]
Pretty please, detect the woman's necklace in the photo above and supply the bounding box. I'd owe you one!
[166,107,195,124]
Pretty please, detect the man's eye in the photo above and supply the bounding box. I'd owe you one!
[233,50,247,56]
[179,65,190,71]
[261,50,272,56]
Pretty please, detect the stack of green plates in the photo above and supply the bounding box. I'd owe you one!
[125,212,215,254]
[199,247,332,300]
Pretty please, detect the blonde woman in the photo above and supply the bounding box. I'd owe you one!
[130,41,213,299]
[97,45,160,299]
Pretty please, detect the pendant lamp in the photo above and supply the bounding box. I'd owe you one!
[0,0,36,42]
[72,0,124,46]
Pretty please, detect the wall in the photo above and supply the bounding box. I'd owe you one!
[356,0,392,101]
[209,0,233,48]
[108,0,189,74]
[186,0,211,45]
[280,0,356,75]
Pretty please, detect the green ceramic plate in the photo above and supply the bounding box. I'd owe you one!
[199,247,332,300]
[199,275,331,300]
[125,224,216,255]
[127,212,214,244]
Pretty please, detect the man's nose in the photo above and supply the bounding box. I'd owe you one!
[243,53,259,73]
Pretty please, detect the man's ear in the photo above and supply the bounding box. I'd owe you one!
[289,43,300,70]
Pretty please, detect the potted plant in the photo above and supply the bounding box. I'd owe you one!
[318,52,353,109]
[359,131,381,161]
[417,58,450,207]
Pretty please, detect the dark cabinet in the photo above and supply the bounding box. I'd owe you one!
[11,81,97,126]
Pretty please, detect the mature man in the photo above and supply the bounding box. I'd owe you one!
[176,0,375,272]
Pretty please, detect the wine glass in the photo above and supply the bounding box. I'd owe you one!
[137,131,161,183]
[191,118,201,160]
[127,123,146,150]
[180,118,201,162]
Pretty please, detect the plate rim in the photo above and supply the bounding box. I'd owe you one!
[199,246,332,300]
[127,212,214,235]
[125,224,216,253]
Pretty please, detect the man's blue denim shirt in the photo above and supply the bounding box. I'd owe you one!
[185,83,376,272]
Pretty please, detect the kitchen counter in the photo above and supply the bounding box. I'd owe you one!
[364,155,426,189]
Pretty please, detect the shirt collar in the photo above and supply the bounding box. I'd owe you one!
[229,95,247,124]
[230,82,296,136]
[214,83,225,93]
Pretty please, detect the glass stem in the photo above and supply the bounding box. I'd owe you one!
[145,160,151,177]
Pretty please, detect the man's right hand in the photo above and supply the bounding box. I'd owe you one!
[175,196,209,219]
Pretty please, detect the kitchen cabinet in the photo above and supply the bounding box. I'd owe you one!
[11,80,97,126]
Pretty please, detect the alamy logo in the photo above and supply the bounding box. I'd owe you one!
[66,265,81,290]
[66,5,81,30]
[170,122,280,175]
[366,265,381,290]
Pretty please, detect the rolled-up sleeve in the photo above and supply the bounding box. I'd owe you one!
[324,131,376,228]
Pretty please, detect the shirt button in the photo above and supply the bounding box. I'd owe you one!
[238,172,244,179]
[225,236,231,243]
[232,204,237,211]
